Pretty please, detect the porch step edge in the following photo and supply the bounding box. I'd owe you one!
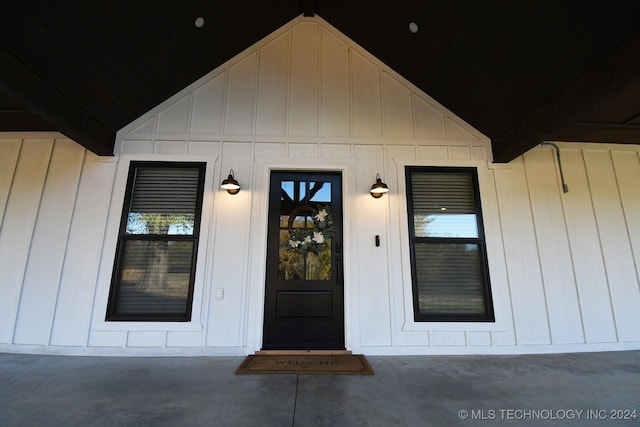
[255,350,353,356]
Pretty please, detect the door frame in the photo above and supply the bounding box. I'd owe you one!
[245,158,358,353]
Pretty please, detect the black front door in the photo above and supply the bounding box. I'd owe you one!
[262,171,344,350]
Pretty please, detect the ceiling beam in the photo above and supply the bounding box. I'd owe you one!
[491,29,640,163]
[549,122,640,144]
[0,110,54,130]
[0,47,115,156]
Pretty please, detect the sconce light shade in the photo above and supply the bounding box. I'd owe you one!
[220,169,240,194]
[370,173,389,198]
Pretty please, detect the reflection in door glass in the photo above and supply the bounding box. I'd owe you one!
[278,179,333,280]
[310,182,331,202]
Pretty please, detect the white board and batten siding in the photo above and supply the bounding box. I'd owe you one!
[1,16,639,356]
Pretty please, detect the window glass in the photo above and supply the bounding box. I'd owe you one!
[414,213,478,238]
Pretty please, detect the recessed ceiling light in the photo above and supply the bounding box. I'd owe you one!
[194,17,205,28]
[409,22,419,34]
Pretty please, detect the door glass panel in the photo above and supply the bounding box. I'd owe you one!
[310,181,331,202]
[277,179,333,280]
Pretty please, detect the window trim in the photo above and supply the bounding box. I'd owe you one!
[405,166,495,322]
[105,161,206,322]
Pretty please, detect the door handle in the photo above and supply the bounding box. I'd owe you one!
[335,241,343,286]
[336,258,343,287]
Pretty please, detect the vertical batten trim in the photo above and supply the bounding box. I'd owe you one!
[348,46,354,139]
[220,70,230,137]
[251,52,260,137]
[409,91,417,139]
[285,26,293,136]
[315,22,321,140]
[379,69,386,139]
[318,26,325,139]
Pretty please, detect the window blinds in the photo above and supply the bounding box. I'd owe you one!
[410,172,475,214]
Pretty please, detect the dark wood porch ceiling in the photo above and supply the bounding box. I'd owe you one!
[1,1,640,162]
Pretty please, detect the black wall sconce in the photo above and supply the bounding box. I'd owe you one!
[370,173,389,198]
[220,169,240,194]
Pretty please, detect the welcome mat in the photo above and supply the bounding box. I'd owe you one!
[235,353,374,375]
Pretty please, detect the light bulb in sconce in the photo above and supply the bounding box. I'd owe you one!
[370,173,389,198]
[220,169,240,194]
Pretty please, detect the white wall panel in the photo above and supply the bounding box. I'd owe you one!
[321,144,351,159]
[255,142,286,158]
[88,331,124,347]
[191,73,226,134]
[481,168,516,347]
[129,117,155,134]
[382,73,413,138]
[320,28,350,137]
[51,156,116,347]
[154,140,187,154]
[13,140,85,345]
[0,139,53,344]
[256,34,289,136]
[417,145,448,160]
[206,142,253,347]
[353,145,392,346]
[188,141,221,156]
[446,118,478,140]
[385,145,429,347]
[524,149,584,344]
[289,142,318,158]
[166,331,202,347]
[560,149,617,343]
[127,331,164,348]
[449,146,471,160]
[467,331,492,346]
[413,95,446,139]
[225,53,258,135]
[494,159,551,345]
[583,150,640,341]
[289,22,319,136]
[431,331,466,346]
[351,51,382,138]
[119,139,155,155]
[157,95,191,133]
[612,151,640,284]
[471,146,488,161]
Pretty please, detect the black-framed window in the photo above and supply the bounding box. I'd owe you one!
[106,162,206,321]
[405,166,494,322]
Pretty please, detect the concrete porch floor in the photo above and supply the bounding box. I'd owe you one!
[1,351,638,426]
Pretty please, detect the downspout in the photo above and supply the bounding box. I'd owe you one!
[542,142,569,193]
